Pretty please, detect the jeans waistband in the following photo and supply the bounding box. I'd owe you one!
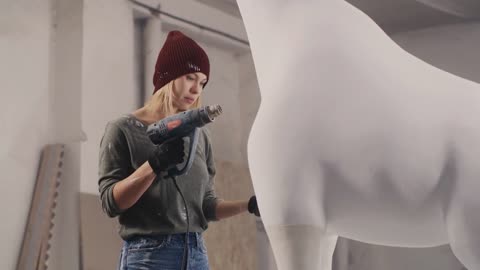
[169,232,202,242]
[128,232,203,248]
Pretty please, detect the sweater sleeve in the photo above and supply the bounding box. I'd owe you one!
[98,122,131,218]
[202,130,221,221]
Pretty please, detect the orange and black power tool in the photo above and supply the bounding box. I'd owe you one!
[146,105,222,176]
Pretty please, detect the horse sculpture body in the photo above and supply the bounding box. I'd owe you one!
[238,1,480,269]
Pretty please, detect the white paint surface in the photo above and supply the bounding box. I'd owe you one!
[339,22,480,270]
[238,0,480,269]
[80,0,138,194]
[0,1,53,269]
[1,0,83,269]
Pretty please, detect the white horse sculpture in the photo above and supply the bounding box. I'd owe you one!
[237,1,480,269]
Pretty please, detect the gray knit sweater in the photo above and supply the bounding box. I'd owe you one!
[98,114,219,240]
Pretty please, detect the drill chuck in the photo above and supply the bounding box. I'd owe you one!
[205,105,222,121]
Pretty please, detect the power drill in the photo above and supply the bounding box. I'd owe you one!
[146,104,222,177]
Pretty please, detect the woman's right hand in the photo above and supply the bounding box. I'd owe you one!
[148,137,185,175]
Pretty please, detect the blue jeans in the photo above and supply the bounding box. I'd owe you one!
[117,232,209,270]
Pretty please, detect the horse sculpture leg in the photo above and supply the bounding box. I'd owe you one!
[247,120,339,270]
[440,138,480,270]
[265,225,338,270]
[446,181,480,269]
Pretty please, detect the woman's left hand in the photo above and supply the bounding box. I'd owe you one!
[248,196,260,217]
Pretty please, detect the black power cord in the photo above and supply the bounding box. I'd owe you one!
[170,175,190,270]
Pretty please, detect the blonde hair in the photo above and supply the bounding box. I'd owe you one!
[147,79,202,117]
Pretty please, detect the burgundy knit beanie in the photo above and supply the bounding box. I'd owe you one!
[153,30,210,93]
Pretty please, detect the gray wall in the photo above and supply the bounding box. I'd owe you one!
[78,1,259,269]
[1,0,83,269]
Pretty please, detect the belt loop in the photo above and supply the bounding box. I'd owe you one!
[196,232,200,248]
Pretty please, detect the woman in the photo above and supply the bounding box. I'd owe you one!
[98,30,259,270]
